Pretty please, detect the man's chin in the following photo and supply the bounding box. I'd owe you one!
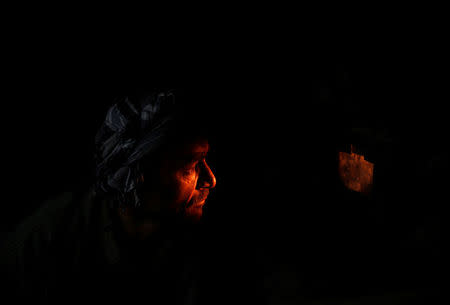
[184,205,204,223]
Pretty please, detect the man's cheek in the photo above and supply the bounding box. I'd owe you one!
[174,172,197,204]
[179,169,197,184]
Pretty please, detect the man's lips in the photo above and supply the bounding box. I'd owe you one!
[192,199,207,208]
[187,190,209,208]
[198,190,209,201]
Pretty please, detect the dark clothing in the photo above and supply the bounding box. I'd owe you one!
[0,189,205,304]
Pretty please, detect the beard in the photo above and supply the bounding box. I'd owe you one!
[183,189,209,223]
[135,185,210,225]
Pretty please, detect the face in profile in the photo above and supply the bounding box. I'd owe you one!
[141,138,216,223]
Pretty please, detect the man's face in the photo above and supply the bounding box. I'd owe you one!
[142,138,216,223]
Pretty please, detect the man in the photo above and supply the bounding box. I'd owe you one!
[0,90,217,304]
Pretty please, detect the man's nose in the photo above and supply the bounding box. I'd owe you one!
[199,160,216,189]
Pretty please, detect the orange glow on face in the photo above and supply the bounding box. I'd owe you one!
[338,146,374,194]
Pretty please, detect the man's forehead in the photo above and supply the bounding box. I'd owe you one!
[172,138,210,157]
[185,140,210,154]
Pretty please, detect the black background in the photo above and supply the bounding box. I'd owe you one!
[1,17,446,304]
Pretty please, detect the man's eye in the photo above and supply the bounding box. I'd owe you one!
[184,161,199,171]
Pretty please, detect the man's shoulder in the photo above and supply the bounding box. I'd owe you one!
[0,188,99,267]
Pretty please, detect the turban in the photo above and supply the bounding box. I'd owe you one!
[94,91,177,208]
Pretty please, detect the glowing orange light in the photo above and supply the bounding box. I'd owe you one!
[338,145,374,194]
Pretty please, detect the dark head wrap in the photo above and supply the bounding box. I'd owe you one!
[94,91,178,208]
